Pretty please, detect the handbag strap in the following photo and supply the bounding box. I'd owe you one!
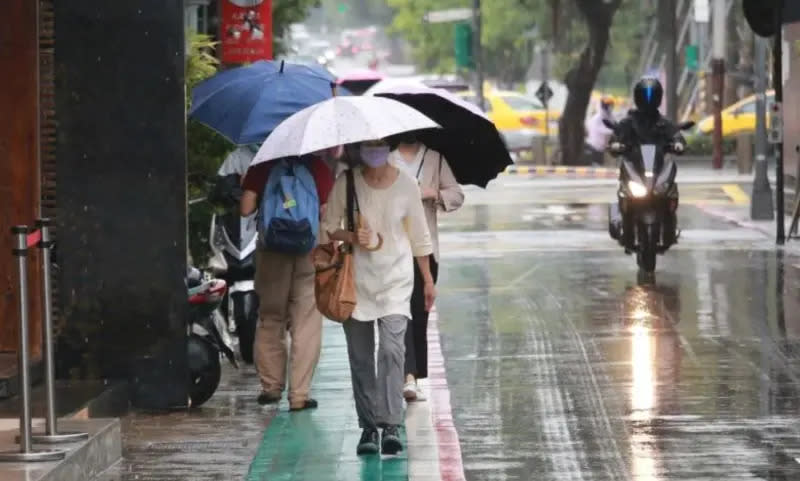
[345,168,359,233]
[415,147,428,179]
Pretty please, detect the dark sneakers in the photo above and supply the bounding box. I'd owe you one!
[357,428,379,455]
[381,425,403,455]
[257,391,281,405]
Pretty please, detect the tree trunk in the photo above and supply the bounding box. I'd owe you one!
[557,0,621,166]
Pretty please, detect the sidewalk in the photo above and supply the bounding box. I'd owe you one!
[101,313,465,480]
[246,315,464,481]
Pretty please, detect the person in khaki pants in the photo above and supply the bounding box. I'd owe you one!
[240,153,334,411]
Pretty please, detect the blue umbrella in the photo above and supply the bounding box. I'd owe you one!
[189,60,349,145]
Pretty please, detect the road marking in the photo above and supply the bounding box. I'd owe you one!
[424,310,467,481]
[721,184,750,205]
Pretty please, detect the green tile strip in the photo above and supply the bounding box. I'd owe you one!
[246,322,409,481]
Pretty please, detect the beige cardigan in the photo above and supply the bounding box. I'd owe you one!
[390,146,464,262]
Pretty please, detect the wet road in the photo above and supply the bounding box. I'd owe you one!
[435,176,800,480]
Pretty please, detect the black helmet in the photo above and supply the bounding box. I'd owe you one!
[633,77,663,115]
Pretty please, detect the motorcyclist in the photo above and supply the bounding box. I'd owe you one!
[609,78,685,250]
[609,78,686,155]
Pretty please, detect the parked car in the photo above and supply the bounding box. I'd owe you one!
[458,89,561,135]
[696,90,775,137]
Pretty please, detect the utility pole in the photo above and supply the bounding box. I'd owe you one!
[751,36,774,220]
[773,0,785,244]
[658,0,678,121]
[711,0,726,169]
[472,0,484,110]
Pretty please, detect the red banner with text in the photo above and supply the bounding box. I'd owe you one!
[220,0,273,64]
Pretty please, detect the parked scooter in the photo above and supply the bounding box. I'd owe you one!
[208,212,259,364]
[605,118,695,273]
[187,267,238,407]
[207,146,260,364]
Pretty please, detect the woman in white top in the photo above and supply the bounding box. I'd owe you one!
[388,132,464,402]
[322,139,436,457]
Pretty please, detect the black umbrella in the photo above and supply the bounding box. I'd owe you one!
[373,85,512,188]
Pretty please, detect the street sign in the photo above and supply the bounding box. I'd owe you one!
[423,8,472,24]
[535,82,554,105]
[686,44,699,71]
[454,22,473,69]
[694,0,710,23]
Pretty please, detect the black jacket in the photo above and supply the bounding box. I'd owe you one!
[612,110,686,148]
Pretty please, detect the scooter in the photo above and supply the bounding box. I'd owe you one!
[208,211,259,364]
[187,267,238,407]
[605,119,694,273]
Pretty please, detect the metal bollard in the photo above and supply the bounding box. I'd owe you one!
[28,219,88,444]
[0,226,64,462]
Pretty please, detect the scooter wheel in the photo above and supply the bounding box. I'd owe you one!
[187,334,221,407]
[234,292,259,364]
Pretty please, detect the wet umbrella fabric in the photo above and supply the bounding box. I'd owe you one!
[371,84,512,188]
[189,60,347,145]
[251,96,440,166]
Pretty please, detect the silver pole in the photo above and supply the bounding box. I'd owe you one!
[30,219,88,443]
[472,0,484,110]
[16,228,32,453]
[0,227,64,462]
[751,37,774,220]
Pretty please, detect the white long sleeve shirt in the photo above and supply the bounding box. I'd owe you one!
[321,167,433,321]
[585,111,614,152]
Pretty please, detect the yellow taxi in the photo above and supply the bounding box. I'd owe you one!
[697,91,775,137]
[458,89,561,135]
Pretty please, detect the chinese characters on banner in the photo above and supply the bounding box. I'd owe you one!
[220,0,273,64]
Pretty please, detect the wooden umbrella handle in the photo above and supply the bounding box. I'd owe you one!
[358,213,383,251]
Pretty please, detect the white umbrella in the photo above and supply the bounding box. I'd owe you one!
[251,96,440,166]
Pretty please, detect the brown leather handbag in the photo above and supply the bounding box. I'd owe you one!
[313,169,359,323]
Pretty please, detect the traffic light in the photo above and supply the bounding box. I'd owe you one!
[454,22,473,69]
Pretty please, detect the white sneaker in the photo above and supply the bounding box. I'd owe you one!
[403,382,418,401]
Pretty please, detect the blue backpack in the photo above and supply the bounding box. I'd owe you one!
[258,158,320,254]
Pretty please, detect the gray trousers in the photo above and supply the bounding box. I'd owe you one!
[343,315,408,429]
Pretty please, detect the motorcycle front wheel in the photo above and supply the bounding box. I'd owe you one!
[187,334,221,407]
[636,223,659,273]
[234,291,259,364]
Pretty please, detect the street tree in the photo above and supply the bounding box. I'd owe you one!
[556,0,622,166]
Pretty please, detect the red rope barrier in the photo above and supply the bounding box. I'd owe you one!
[26,229,41,249]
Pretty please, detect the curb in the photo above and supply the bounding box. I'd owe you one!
[505,165,617,178]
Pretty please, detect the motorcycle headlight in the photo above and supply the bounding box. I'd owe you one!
[628,180,648,198]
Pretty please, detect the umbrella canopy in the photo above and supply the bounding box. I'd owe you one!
[363,77,426,96]
[337,69,385,95]
[189,60,348,145]
[336,69,385,83]
[252,96,440,166]
[372,84,512,188]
